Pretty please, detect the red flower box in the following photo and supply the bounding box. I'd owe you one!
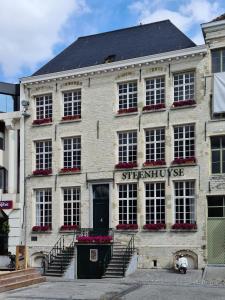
[173,100,196,107]
[116,224,138,230]
[172,157,196,165]
[60,224,79,231]
[144,160,166,166]
[60,167,80,173]
[62,115,81,121]
[117,107,138,114]
[32,118,52,125]
[77,236,113,243]
[143,103,165,111]
[115,162,137,169]
[33,169,52,176]
[143,223,166,230]
[32,225,51,232]
[171,223,197,230]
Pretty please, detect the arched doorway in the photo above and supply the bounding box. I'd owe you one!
[0,209,9,255]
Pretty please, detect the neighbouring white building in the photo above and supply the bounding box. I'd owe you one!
[19,16,225,273]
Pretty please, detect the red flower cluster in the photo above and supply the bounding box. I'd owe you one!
[62,115,81,121]
[115,162,137,169]
[116,224,138,230]
[172,223,197,230]
[173,100,196,107]
[143,223,166,230]
[77,236,113,243]
[60,167,80,173]
[144,160,166,166]
[117,107,138,114]
[60,224,79,231]
[143,103,165,111]
[32,118,52,125]
[172,157,196,165]
[32,225,51,232]
[33,169,52,176]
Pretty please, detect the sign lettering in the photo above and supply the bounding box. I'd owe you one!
[121,168,184,180]
[0,200,13,209]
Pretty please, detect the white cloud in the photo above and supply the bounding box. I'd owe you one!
[0,0,89,81]
[129,0,223,45]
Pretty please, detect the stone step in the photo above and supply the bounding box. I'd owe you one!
[0,268,39,280]
[44,272,63,277]
[0,273,40,286]
[102,274,123,278]
[0,277,46,293]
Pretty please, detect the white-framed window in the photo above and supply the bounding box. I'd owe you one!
[173,72,195,102]
[35,140,52,170]
[145,128,165,162]
[63,137,81,169]
[118,131,137,163]
[174,124,195,159]
[118,183,137,224]
[118,81,137,110]
[145,76,165,106]
[63,187,80,225]
[63,90,81,117]
[212,48,225,73]
[145,182,165,224]
[35,94,52,120]
[174,181,195,223]
[211,136,225,174]
[36,188,52,226]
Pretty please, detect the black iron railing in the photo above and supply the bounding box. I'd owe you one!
[122,235,135,276]
[77,228,114,237]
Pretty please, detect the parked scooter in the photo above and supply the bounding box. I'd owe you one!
[174,254,188,274]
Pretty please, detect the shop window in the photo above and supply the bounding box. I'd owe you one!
[211,136,225,174]
[211,48,225,73]
[145,182,165,224]
[63,90,81,118]
[63,187,80,226]
[35,94,52,120]
[35,189,52,227]
[145,128,165,164]
[63,137,81,170]
[35,140,52,170]
[118,183,137,224]
[118,81,138,113]
[118,131,137,164]
[145,76,165,106]
[174,124,195,160]
[208,196,225,217]
[174,181,195,224]
[173,72,195,103]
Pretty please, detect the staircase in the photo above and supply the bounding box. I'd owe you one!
[0,268,46,293]
[103,235,135,278]
[43,235,75,277]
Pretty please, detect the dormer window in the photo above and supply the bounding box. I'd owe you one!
[212,48,225,73]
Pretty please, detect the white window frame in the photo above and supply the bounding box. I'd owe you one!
[63,89,81,117]
[174,124,195,159]
[35,94,52,120]
[145,128,165,162]
[145,76,165,106]
[63,187,80,226]
[118,131,137,163]
[173,72,195,102]
[211,136,225,174]
[118,183,137,224]
[63,136,81,169]
[212,48,225,73]
[35,140,52,170]
[118,81,138,110]
[145,182,165,224]
[36,188,52,226]
[174,181,195,223]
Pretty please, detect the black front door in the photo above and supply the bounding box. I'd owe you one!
[93,184,109,235]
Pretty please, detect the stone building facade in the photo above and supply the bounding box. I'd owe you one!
[20,18,225,269]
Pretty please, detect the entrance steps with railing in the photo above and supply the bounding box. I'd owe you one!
[102,242,135,278]
[0,268,45,293]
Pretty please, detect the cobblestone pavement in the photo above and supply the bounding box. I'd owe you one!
[0,269,225,300]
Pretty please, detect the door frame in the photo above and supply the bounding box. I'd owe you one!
[89,182,112,229]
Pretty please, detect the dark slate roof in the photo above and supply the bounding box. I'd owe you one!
[212,13,225,22]
[33,20,196,76]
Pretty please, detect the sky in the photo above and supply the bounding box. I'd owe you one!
[0,0,224,83]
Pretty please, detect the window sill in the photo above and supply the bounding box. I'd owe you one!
[170,163,197,167]
[170,104,196,110]
[31,173,53,177]
[170,229,198,233]
[59,230,79,233]
[142,165,167,168]
[58,170,82,175]
[142,108,166,114]
[32,122,53,127]
[142,229,167,232]
[59,118,82,124]
[116,229,139,233]
[115,112,139,117]
[31,231,52,234]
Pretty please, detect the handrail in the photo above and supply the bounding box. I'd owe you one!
[122,235,135,276]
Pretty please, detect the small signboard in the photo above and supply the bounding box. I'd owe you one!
[0,200,13,209]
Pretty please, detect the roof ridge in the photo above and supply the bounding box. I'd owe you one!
[77,19,171,40]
